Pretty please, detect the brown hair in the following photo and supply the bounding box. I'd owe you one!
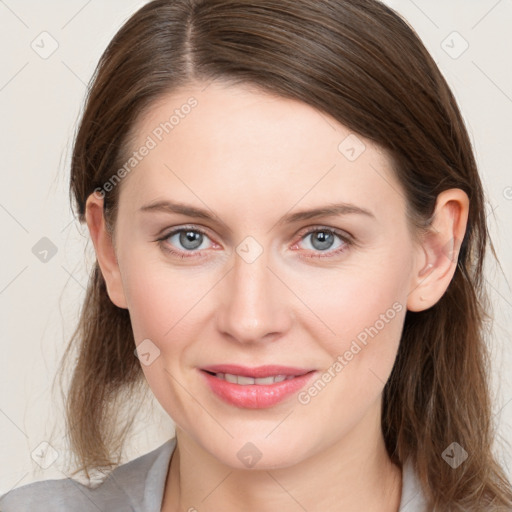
[59,0,512,508]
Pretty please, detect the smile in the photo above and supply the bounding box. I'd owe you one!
[199,365,317,409]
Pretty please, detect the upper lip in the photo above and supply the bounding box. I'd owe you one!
[201,364,314,378]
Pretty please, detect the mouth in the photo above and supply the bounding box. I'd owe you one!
[199,365,316,409]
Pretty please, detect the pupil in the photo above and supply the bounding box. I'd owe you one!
[180,230,202,250]
[312,231,333,251]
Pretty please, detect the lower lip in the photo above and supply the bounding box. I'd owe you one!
[200,370,316,409]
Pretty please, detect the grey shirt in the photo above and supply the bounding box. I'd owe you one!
[0,437,427,511]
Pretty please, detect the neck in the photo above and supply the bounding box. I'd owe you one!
[162,405,402,512]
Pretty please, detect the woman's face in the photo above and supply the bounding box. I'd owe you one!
[106,81,423,469]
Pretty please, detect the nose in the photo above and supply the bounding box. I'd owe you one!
[215,245,292,344]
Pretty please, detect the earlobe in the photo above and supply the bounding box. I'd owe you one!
[407,188,469,312]
[85,193,128,309]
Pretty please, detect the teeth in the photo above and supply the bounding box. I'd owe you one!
[215,373,293,385]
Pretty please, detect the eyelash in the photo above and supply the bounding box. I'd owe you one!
[155,225,354,260]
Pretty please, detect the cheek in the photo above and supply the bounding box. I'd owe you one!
[295,250,410,346]
[321,275,406,359]
[294,251,410,392]
[123,267,174,343]
[119,241,192,338]
[121,259,207,421]
[294,288,406,450]
[307,290,404,401]
[120,253,219,363]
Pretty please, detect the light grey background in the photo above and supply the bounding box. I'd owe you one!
[1,0,511,493]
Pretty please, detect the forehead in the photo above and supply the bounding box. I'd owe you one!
[119,81,406,222]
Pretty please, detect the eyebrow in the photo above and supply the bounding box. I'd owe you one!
[139,200,375,228]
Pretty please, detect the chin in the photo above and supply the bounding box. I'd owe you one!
[201,434,311,471]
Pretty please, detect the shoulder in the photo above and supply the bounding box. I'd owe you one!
[0,437,176,512]
[399,459,428,512]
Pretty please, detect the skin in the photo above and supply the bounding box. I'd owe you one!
[86,81,469,511]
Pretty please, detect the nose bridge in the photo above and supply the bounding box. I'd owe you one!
[216,239,290,343]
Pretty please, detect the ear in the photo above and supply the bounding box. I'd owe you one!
[85,192,128,309]
[407,188,469,312]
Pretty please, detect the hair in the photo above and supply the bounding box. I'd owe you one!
[59,0,512,509]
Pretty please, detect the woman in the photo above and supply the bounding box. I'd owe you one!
[1,0,511,510]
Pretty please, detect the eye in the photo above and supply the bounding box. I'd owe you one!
[293,227,352,258]
[157,226,215,258]
[156,225,353,260]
